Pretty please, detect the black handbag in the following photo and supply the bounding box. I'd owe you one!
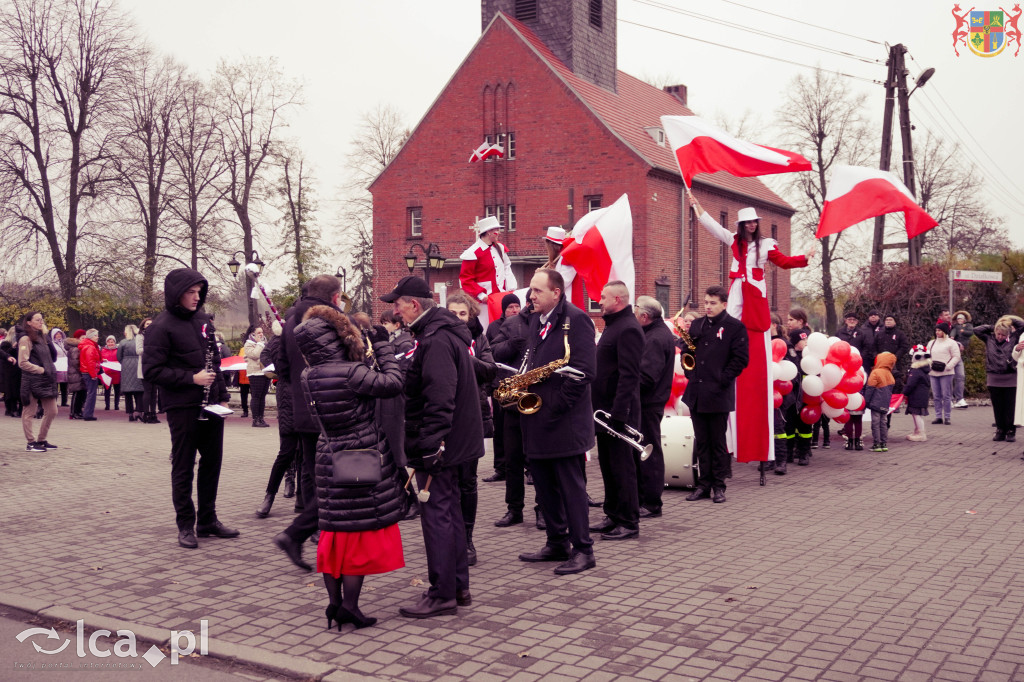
[330,448,383,487]
[931,360,946,372]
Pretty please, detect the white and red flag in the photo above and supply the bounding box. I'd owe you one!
[817,165,938,239]
[661,115,812,185]
[560,194,635,303]
[221,356,246,372]
[468,141,504,163]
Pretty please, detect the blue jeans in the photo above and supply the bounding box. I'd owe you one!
[953,361,966,402]
[930,374,953,420]
[82,376,98,418]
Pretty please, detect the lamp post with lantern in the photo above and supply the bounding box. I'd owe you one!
[226,250,265,327]
[404,243,445,288]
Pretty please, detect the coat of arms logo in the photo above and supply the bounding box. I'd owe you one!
[954,4,1022,56]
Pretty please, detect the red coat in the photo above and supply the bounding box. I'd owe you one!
[459,239,516,301]
[79,337,101,379]
[100,347,121,385]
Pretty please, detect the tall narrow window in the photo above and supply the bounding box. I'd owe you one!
[515,0,537,22]
[771,224,779,310]
[507,204,516,232]
[506,131,516,159]
[409,207,422,237]
[719,211,730,283]
[485,205,503,227]
[586,195,602,212]
[589,0,603,29]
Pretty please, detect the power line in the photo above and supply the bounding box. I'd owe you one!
[713,0,885,46]
[618,19,882,84]
[633,0,883,65]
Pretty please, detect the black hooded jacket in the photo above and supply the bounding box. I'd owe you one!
[279,294,338,434]
[404,306,484,469]
[143,268,228,410]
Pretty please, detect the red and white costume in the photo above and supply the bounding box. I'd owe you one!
[542,226,586,310]
[698,210,809,463]
[460,216,517,326]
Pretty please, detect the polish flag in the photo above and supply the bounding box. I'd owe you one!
[560,194,635,303]
[661,115,812,185]
[221,356,247,372]
[468,142,504,163]
[817,166,938,239]
[487,288,529,323]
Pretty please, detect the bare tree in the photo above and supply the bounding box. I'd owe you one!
[913,131,1009,262]
[167,75,229,272]
[273,142,323,286]
[112,51,185,307]
[0,0,136,316]
[213,56,301,324]
[775,68,875,334]
[338,104,408,310]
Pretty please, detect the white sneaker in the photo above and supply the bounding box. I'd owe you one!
[954,399,969,409]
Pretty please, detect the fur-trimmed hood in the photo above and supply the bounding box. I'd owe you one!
[953,310,971,323]
[294,305,366,367]
[911,359,931,369]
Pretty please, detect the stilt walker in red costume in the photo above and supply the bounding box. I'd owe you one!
[460,216,517,327]
[688,191,815,463]
[542,226,588,310]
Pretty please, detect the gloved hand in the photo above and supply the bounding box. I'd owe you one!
[608,418,627,435]
[367,324,390,345]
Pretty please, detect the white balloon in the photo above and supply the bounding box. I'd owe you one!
[806,332,829,358]
[822,403,845,418]
[775,360,798,381]
[801,375,824,397]
[820,364,844,390]
[828,336,841,346]
[801,355,823,376]
[846,393,865,411]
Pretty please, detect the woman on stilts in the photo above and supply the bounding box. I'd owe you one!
[688,190,815,465]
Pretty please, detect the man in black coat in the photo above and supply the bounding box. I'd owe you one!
[518,268,598,575]
[143,268,236,549]
[682,286,749,503]
[383,276,484,619]
[859,310,883,374]
[875,314,911,391]
[273,274,343,572]
[483,293,523,483]
[634,296,676,517]
[589,281,644,540]
[836,312,864,352]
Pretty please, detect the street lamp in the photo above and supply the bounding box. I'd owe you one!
[404,243,445,286]
[335,266,347,293]
[227,250,264,278]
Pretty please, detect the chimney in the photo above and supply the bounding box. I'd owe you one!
[664,84,687,106]
[482,0,618,92]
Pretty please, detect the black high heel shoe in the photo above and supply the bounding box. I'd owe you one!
[325,604,339,630]
[338,606,376,630]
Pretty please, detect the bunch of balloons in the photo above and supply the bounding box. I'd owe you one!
[771,332,866,424]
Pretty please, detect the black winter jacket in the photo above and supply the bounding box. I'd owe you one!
[836,325,864,352]
[682,310,749,414]
[377,329,414,466]
[519,296,597,459]
[639,315,676,410]
[404,306,484,469]
[261,333,293,434]
[903,361,931,410]
[18,330,57,401]
[65,338,82,392]
[593,305,644,429]
[280,295,338,434]
[143,268,228,410]
[491,305,531,367]
[466,317,497,438]
[295,306,407,533]
[874,325,911,388]
[974,321,1024,380]
[859,321,883,371]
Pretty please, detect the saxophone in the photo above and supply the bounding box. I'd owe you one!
[493,320,571,414]
[673,307,696,371]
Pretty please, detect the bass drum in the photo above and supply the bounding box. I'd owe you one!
[662,414,697,488]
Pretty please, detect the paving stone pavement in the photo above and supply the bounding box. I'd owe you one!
[2,403,1024,681]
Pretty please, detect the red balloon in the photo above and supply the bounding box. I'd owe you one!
[838,374,863,393]
[665,373,688,410]
[775,379,793,396]
[843,354,862,374]
[800,404,822,425]
[771,338,787,362]
[803,393,823,405]
[826,341,852,365]
[822,389,848,409]
[833,409,851,424]
[773,390,783,409]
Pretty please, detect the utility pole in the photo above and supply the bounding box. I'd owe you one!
[871,45,899,266]
[896,52,921,266]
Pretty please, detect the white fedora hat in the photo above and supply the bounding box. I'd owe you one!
[544,226,566,244]
[471,216,502,235]
[736,207,761,224]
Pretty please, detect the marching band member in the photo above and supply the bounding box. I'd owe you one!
[459,216,517,326]
[634,296,677,516]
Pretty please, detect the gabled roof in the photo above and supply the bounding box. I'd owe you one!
[500,13,794,212]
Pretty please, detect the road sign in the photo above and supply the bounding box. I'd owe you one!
[950,269,1002,283]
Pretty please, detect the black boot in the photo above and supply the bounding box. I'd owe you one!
[282,469,296,498]
[403,495,421,521]
[797,439,810,466]
[774,457,787,475]
[466,525,477,567]
[786,441,795,463]
[845,437,854,451]
[854,438,863,451]
[256,493,274,518]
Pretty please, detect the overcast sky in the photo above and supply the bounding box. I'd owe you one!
[125,0,1024,258]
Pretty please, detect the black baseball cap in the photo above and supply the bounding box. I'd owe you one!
[380,275,432,303]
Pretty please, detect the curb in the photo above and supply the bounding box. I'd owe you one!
[0,592,339,680]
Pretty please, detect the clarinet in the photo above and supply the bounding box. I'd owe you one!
[197,324,216,421]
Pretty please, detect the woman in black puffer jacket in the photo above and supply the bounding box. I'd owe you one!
[294,304,406,631]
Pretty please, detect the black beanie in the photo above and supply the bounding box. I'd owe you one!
[936,321,951,335]
[501,293,520,314]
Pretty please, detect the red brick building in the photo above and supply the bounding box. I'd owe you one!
[370,0,797,319]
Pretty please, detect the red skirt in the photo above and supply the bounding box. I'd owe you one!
[316,524,404,577]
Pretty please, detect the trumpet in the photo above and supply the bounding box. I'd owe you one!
[672,307,696,371]
[594,410,654,461]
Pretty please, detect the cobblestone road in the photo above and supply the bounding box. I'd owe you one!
[1,402,1023,681]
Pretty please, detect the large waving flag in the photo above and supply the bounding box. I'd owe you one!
[468,141,504,163]
[560,194,635,303]
[817,166,938,239]
[661,115,812,185]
